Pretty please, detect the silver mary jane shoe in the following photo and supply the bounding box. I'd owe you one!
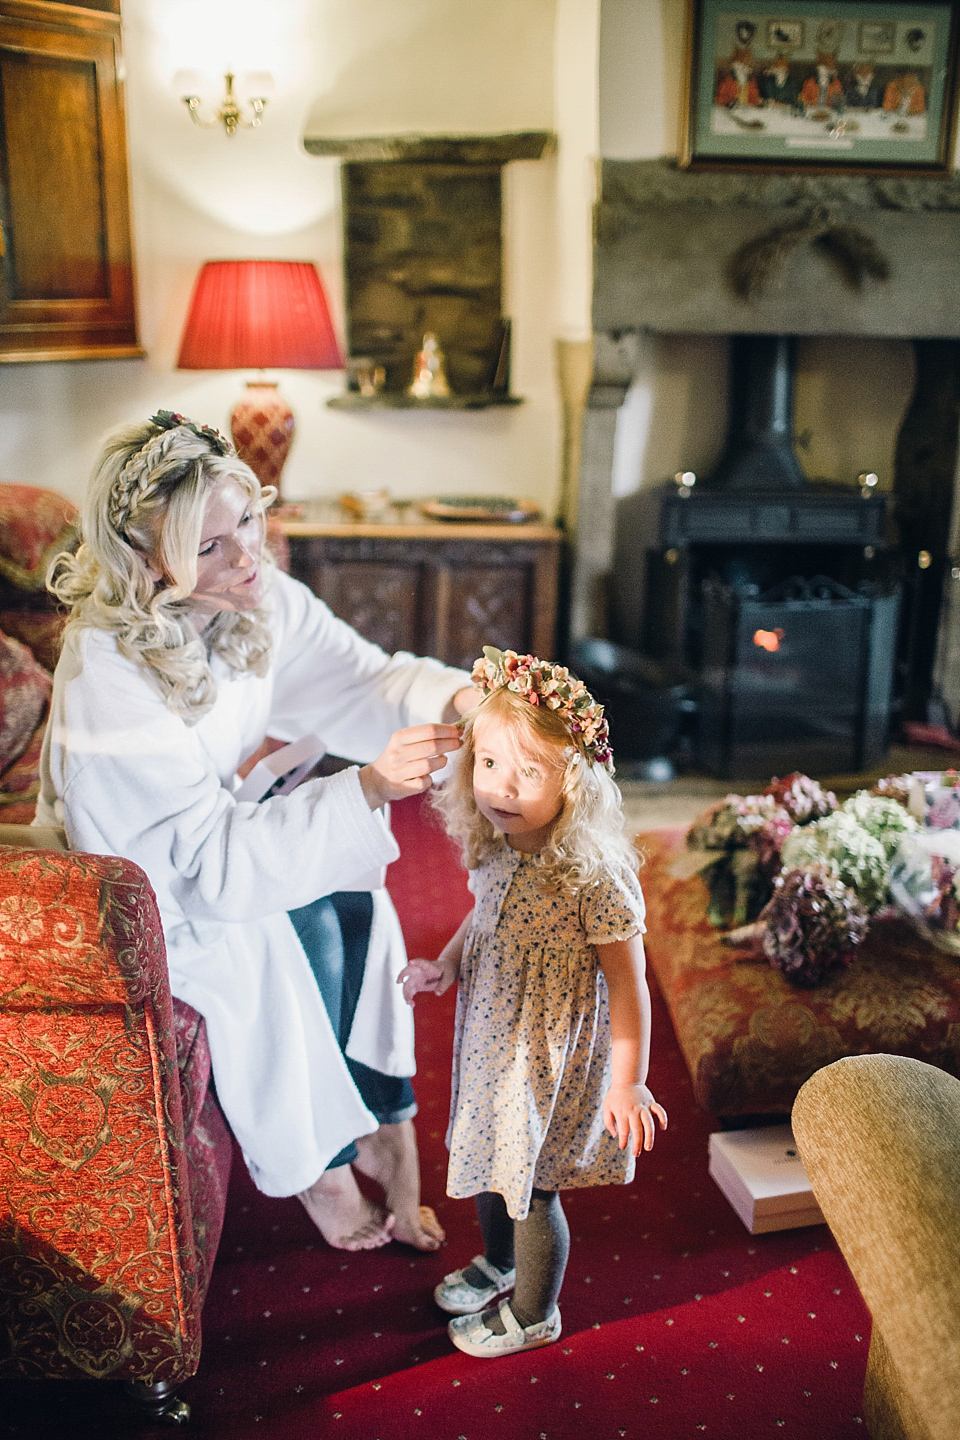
[433,1255,517,1315]
[448,1298,561,1358]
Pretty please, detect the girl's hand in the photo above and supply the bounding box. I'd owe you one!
[398,955,458,1004]
[359,723,461,810]
[602,1083,668,1157]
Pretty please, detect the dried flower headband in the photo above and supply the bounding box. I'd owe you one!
[470,646,614,771]
[108,410,235,534]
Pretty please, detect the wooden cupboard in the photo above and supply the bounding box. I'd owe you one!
[279,516,561,671]
[0,0,141,361]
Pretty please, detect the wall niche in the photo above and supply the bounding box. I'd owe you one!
[304,133,551,408]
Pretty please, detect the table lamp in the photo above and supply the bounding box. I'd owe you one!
[177,259,343,499]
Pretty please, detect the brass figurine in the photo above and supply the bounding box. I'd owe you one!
[408,332,451,399]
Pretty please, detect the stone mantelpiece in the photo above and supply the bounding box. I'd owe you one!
[595,160,960,339]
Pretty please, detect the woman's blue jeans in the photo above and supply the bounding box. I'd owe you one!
[288,892,416,1170]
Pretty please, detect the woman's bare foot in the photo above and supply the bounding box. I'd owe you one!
[394,1204,446,1250]
[298,1166,395,1251]
[354,1120,446,1251]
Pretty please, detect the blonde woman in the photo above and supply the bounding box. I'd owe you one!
[39,411,476,1252]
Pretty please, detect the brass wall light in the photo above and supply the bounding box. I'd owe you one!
[174,71,273,136]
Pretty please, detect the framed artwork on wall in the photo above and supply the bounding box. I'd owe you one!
[681,0,960,172]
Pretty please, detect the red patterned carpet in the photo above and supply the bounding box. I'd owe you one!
[2,795,872,1439]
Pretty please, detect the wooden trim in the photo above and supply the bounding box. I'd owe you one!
[0,343,144,361]
[276,516,562,543]
[0,1,120,36]
[531,543,559,656]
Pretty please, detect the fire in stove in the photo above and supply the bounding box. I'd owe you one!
[753,628,784,653]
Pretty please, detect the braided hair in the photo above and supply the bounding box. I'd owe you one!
[48,414,275,721]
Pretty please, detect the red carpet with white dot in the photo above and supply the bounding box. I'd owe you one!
[1,794,872,1439]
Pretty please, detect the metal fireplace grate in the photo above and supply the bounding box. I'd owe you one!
[697,575,900,781]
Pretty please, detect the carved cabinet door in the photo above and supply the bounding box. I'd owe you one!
[287,534,558,668]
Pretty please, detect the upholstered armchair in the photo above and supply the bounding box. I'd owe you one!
[0,830,232,1424]
[793,1054,960,1440]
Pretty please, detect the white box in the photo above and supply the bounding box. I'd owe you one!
[708,1124,825,1234]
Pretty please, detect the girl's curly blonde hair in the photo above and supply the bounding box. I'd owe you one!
[48,417,276,722]
[431,686,641,893]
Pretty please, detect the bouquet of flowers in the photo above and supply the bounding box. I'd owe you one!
[687,774,922,987]
[760,866,870,987]
[684,773,835,929]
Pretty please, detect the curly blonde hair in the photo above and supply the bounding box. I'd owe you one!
[431,686,640,893]
[48,417,276,721]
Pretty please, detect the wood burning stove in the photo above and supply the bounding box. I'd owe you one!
[636,335,901,778]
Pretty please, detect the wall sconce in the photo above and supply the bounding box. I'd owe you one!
[173,71,273,136]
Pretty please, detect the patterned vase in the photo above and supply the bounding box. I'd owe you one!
[230,381,295,496]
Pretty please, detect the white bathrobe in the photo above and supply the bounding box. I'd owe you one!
[35,571,469,1196]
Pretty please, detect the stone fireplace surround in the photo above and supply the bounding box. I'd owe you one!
[572,160,960,727]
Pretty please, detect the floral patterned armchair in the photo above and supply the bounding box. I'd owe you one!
[0,830,232,1424]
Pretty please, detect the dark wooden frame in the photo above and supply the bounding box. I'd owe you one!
[680,0,960,174]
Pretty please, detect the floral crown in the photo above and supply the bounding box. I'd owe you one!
[148,410,234,456]
[108,411,235,534]
[470,646,613,771]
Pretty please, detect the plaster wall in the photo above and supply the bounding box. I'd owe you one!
[598,0,922,502]
[0,0,564,510]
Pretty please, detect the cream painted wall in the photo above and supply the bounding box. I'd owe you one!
[599,0,919,499]
[0,0,564,511]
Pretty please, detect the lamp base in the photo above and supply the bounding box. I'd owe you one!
[230,381,294,495]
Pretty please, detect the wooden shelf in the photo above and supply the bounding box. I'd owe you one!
[327,392,524,412]
[274,511,560,543]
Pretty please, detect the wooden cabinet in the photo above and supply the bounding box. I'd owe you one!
[280,517,561,670]
[0,0,141,361]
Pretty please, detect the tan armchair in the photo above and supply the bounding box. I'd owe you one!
[792,1053,960,1440]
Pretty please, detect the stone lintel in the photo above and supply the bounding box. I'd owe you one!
[303,131,554,164]
[595,160,960,339]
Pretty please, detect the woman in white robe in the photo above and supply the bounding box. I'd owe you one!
[36,411,476,1252]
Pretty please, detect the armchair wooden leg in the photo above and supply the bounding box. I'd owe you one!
[122,1379,191,1426]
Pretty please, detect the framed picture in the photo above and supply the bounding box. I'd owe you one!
[681,1,960,172]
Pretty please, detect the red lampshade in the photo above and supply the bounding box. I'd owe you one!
[177,260,343,371]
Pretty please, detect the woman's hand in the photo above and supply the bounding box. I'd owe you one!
[602,1082,668,1157]
[397,954,459,1004]
[359,723,462,810]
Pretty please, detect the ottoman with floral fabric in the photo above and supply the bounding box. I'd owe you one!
[639,826,960,1116]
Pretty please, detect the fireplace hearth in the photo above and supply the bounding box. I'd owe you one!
[571,160,960,771]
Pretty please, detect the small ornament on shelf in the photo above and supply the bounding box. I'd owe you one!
[408,332,451,399]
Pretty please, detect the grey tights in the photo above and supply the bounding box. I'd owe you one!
[470,1188,570,1331]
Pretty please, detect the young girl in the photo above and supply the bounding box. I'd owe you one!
[400,647,667,1358]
